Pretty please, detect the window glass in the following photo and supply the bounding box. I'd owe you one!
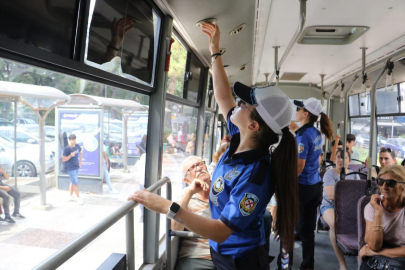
[399,82,405,113]
[350,117,370,163]
[377,116,405,162]
[166,36,187,98]
[160,101,198,238]
[349,94,360,116]
[0,57,149,269]
[359,93,371,116]
[376,87,399,114]
[186,55,202,103]
[0,1,77,58]
[86,0,161,86]
[202,112,214,163]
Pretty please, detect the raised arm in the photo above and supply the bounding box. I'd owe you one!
[201,23,235,116]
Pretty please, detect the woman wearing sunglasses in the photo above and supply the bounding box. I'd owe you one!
[128,23,299,270]
[321,149,360,270]
[359,164,405,269]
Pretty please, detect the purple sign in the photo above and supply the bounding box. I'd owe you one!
[59,110,101,177]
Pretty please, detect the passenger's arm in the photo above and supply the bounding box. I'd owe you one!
[129,190,233,243]
[375,247,405,258]
[324,186,334,201]
[330,135,341,163]
[297,158,306,175]
[364,195,384,251]
[202,23,235,116]
[171,189,193,231]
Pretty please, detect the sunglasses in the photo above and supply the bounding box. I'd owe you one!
[376,178,405,188]
[237,99,253,113]
[380,147,392,153]
[187,161,206,173]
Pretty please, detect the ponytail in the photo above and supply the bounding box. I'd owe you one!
[271,127,299,252]
[320,112,333,141]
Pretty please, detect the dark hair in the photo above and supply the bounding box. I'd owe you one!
[336,149,351,160]
[68,134,76,140]
[380,147,396,159]
[401,159,405,167]
[251,110,299,252]
[331,139,343,147]
[303,109,333,141]
[347,134,356,143]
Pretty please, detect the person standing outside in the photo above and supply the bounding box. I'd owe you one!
[62,134,83,205]
[291,98,334,270]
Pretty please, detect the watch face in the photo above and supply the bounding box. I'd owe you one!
[170,202,180,213]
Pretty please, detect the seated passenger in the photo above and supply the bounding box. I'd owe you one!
[371,147,397,179]
[359,164,405,269]
[173,156,216,270]
[207,141,230,176]
[321,149,360,270]
[0,165,24,223]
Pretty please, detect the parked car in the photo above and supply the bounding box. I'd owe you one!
[0,119,13,126]
[11,118,37,125]
[0,134,54,177]
[384,138,405,158]
[356,134,370,148]
[0,126,56,155]
[20,124,56,140]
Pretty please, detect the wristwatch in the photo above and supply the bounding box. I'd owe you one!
[167,202,180,220]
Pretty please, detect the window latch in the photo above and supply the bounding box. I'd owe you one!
[397,96,403,101]
[184,72,193,81]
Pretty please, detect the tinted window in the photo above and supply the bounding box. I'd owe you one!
[376,88,399,114]
[349,94,360,116]
[0,1,78,58]
[86,0,161,85]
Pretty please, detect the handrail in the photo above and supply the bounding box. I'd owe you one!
[268,0,307,85]
[170,230,202,239]
[33,177,171,270]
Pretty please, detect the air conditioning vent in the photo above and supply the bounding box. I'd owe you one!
[280,72,307,81]
[298,26,369,45]
[230,24,246,35]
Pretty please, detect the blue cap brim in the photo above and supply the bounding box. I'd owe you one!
[293,100,304,107]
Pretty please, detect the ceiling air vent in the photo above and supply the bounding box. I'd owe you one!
[230,24,245,35]
[280,72,307,81]
[297,26,369,45]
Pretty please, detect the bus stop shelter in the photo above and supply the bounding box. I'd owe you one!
[0,81,69,209]
[55,94,145,194]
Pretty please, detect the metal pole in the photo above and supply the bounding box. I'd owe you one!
[273,46,280,87]
[319,74,326,161]
[268,0,307,84]
[39,118,47,205]
[165,181,172,270]
[14,101,17,188]
[126,209,135,270]
[367,59,390,181]
[325,83,339,155]
[123,116,128,170]
[342,75,360,174]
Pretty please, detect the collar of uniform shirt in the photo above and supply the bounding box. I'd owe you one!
[296,122,314,136]
[224,133,270,165]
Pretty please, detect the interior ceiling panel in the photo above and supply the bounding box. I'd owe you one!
[254,0,405,88]
[165,0,256,86]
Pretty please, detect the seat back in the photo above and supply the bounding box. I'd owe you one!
[335,180,366,236]
[357,195,371,250]
[348,164,366,172]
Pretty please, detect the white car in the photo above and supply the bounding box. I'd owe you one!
[11,118,37,125]
[0,126,56,155]
[0,134,54,177]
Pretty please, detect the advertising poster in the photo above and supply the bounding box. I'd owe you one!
[58,110,101,177]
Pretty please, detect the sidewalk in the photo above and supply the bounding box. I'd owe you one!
[0,168,145,270]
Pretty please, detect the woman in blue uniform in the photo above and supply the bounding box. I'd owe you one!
[128,23,299,270]
[291,98,333,270]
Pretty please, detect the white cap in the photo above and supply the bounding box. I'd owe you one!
[294,98,323,116]
[233,82,293,135]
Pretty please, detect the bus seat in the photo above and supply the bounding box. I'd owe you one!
[334,180,367,256]
[357,195,371,250]
[348,164,366,173]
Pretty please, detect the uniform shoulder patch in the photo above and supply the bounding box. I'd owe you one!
[298,143,305,153]
[239,193,259,216]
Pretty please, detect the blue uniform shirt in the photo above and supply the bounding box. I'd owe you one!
[296,123,322,185]
[209,109,273,259]
[63,144,82,171]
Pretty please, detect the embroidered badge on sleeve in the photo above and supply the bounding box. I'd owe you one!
[298,143,305,153]
[239,193,259,216]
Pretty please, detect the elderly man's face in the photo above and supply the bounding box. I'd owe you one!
[184,157,210,185]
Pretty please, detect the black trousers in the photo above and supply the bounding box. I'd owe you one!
[210,246,269,270]
[277,182,323,270]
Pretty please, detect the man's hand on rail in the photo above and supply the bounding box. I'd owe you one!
[128,190,171,214]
